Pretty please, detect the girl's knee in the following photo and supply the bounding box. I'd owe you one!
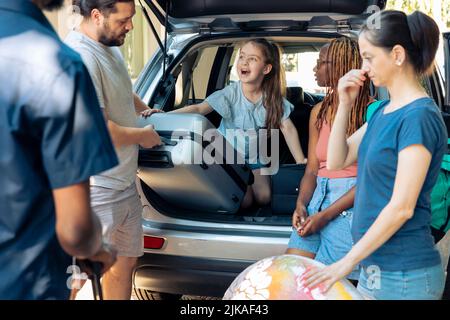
[254,190,271,206]
[240,187,254,209]
[252,171,271,206]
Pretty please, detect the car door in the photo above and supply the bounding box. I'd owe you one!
[137,0,388,107]
[142,0,387,33]
[443,32,450,115]
[135,0,389,218]
[440,32,450,141]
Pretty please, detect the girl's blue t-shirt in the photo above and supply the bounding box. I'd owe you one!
[353,97,448,271]
[205,81,293,163]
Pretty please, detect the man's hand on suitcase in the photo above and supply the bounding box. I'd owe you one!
[78,243,117,276]
[139,124,162,149]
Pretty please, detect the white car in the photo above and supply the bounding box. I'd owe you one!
[131,0,450,299]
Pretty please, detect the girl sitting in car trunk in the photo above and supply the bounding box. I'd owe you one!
[172,38,307,209]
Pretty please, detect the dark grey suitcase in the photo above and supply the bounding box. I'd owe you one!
[137,113,252,214]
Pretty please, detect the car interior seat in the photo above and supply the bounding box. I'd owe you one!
[174,51,200,109]
[277,86,314,164]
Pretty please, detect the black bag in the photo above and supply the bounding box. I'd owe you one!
[271,164,306,215]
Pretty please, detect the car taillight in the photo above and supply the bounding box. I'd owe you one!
[143,236,165,249]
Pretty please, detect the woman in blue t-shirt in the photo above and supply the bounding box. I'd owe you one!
[173,39,307,209]
[302,10,448,300]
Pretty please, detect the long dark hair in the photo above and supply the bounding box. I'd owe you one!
[360,10,440,76]
[241,39,286,131]
[316,37,371,135]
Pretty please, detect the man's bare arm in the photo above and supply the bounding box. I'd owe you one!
[53,182,102,258]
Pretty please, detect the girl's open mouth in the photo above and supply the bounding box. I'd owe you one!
[240,69,250,76]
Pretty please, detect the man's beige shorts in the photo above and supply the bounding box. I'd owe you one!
[90,183,143,257]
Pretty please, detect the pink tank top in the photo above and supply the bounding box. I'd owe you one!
[315,121,358,178]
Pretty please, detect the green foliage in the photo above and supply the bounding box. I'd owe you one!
[386,0,450,30]
[282,54,298,72]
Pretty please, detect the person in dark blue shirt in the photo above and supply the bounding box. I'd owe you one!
[0,0,119,299]
[302,10,448,300]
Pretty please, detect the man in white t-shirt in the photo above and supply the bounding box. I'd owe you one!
[65,0,161,300]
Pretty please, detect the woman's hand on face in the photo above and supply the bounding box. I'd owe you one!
[338,69,368,107]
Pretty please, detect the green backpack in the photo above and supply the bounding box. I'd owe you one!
[366,101,450,233]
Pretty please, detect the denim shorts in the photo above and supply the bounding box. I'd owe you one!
[287,176,360,279]
[247,162,266,170]
[357,264,445,300]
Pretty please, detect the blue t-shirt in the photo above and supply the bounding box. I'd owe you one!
[0,0,118,299]
[205,81,293,164]
[353,97,448,271]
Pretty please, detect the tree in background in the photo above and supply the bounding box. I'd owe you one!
[386,0,449,30]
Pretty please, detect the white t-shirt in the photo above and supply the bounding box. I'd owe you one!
[65,30,138,191]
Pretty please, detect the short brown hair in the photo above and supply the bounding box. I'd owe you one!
[73,0,134,17]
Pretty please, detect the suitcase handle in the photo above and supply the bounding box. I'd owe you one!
[160,136,177,146]
[145,136,177,149]
[138,151,173,168]
[85,260,103,300]
[74,259,103,300]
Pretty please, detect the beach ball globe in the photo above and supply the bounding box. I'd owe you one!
[223,254,363,300]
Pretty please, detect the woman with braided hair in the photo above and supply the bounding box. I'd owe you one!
[315,38,371,137]
[285,37,371,282]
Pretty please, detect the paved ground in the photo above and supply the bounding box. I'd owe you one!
[75,282,138,300]
[74,280,103,300]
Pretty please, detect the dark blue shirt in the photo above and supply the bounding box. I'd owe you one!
[353,97,447,271]
[0,0,118,299]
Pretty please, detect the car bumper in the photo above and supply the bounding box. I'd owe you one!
[133,253,254,297]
